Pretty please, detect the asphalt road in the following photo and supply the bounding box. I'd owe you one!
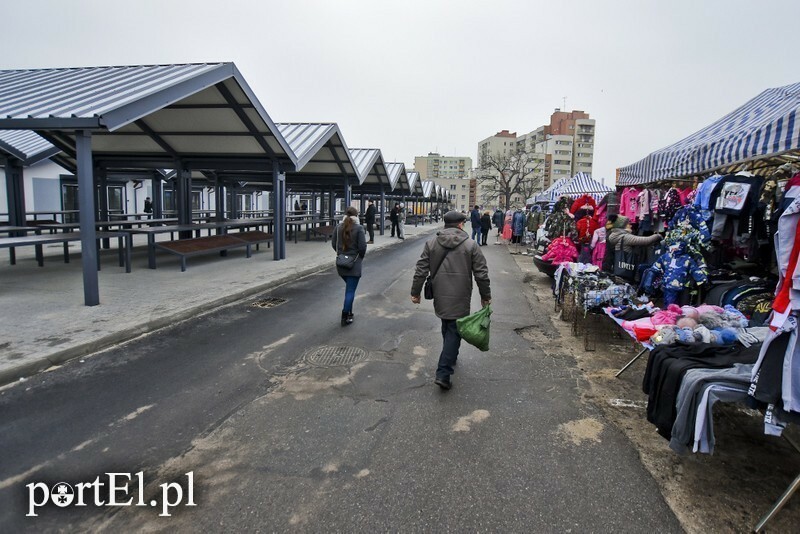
[0,235,683,532]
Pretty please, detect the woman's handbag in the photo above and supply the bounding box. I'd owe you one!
[613,235,636,280]
[336,253,357,269]
[335,226,357,269]
[456,305,492,351]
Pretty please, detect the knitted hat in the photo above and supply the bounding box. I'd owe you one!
[612,215,629,229]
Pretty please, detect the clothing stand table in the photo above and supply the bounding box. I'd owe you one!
[602,307,654,377]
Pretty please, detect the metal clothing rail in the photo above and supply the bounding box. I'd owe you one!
[754,432,800,532]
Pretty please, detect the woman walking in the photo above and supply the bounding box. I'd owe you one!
[331,206,368,326]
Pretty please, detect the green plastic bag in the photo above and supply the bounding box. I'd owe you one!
[456,305,492,352]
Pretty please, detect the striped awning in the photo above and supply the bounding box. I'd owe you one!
[532,177,570,203]
[618,82,800,185]
[558,172,612,199]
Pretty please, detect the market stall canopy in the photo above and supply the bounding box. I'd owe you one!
[406,171,424,196]
[557,172,612,201]
[348,148,390,192]
[0,63,298,173]
[0,130,60,165]
[273,123,357,187]
[618,81,800,186]
[532,176,570,203]
[421,180,435,199]
[385,162,408,194]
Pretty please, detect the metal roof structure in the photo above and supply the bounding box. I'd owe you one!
[421,180,434,198]
[618,81,800,185]
[384,162,409,194]
[275,123,358,187]
[0,129,59,165]
[406,171,424,196]
[348,148,391,190]
[0,63,297,172]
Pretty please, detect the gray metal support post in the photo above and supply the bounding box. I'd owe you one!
[329,187,335,218]
[379,188,386,235]
[272,162,286,260]
[152,172,163,218]
[177,168,192,238]
[344,178,351,208]
[215,184,225,221]
[359,195,365,216]
[98,169,110,248]
[76,131,99,306]
[4,158,25,227]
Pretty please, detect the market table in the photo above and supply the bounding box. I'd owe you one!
[0,231,131,272]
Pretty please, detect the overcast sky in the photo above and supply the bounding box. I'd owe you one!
[1,0,797,183]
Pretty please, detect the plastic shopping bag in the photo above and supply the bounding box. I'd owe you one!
[456,305,492,352]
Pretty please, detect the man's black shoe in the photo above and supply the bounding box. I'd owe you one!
[434,378,451,390]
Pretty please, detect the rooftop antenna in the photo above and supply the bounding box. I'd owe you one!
[562,96,567,110]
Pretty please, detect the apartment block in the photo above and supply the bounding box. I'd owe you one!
[413,152,472,181]
[478,110,596,199]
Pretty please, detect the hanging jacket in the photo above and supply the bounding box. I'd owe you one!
[658,188,682,223]
[512,210,526,236]
[650,243,708,292]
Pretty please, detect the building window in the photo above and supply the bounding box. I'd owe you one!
[461,195,466,199]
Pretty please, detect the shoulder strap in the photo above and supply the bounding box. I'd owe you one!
[431,240,463,280]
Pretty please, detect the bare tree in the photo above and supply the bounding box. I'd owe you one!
[477,147,544,209]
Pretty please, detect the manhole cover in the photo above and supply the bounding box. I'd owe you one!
[252,297,287,309]
[304,346,367,367]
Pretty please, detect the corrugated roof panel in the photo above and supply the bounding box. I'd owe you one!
[421,180,434,198]
[0,64,224,121]
[277,123,337,166]
[385,162,405,190]
[0,129,56,162]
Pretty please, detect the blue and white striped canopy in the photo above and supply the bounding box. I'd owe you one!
[532,173,611,203]
[558,172,612,199]
[618,82,800,186]
[532,177,570,203]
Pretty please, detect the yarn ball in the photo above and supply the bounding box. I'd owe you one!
[716,327,739,344]
[652,309,680,326]
[667,304,683,314]
[680,306,699,319]
[696,304,724,315]
[698,312,725,330]
[693,325,713,343]
[651,326,678,345]
[677,328,695,343]
[676,317,698,329]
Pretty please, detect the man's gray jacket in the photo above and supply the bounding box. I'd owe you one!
[411,227,491,320]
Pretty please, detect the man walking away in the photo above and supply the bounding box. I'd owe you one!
[410,210,491,390]
[390,203,399,237]
[365,199,376,244]
[470,205,481,242]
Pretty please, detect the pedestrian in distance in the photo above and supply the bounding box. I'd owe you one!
[410,210,491,390]
[365,199,376,244]
[492,208,504,236]
[470,205,481,242]
[143,196,153,219]
[398,202,406,240]
[390,203,400,237]
[480,210,492,246]
[331,206,367,326]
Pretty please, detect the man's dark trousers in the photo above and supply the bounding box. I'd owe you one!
[437,319,462,381]
[366,223,374,241]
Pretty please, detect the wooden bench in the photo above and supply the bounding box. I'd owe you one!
[154,232,272,271]
[230,230,273,250]
[310,225,336,242]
